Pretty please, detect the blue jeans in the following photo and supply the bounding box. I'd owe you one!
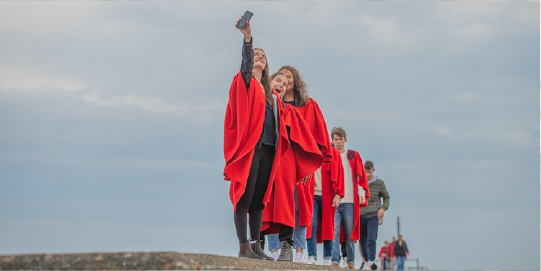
[267,233,281,251]
[331,203,355,264]
[307,195,332,259]
[360,215,379,261]
[396,256,405,270]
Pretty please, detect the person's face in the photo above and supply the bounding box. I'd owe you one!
[365,168,375,180]
[254,49,267,70]
[332,134,347,150]
[271,74,288,98]
[279,68,294,92]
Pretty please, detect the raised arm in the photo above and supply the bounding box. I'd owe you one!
[236,20,253,89]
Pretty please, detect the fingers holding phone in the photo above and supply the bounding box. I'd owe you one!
[236,11,253,42]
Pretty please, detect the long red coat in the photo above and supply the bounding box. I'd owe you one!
[261,104,323,234]
[306,147,345,241]
[223,72,289,212]
[339,149,370,241]
[294,98,333,230]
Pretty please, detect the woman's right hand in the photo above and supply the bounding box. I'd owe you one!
[236,19,251,43]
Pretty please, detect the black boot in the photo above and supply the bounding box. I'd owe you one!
[238,241,264,260]
[251,240,274,261]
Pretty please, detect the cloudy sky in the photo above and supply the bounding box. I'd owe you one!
[0,1,539,270]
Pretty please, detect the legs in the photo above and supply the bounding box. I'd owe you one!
[359,216,369,263]
[331,203,355,265]
[396,256,405,270]
[365,216,379,261]
[233,145,275,259]
[307,195,321,258]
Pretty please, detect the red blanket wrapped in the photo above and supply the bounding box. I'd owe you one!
[223,72,289,212]
[296,98,332,163]
[339,149,369,241]
[306,147,344,241]
[261,104,323,233]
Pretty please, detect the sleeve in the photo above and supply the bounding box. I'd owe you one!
[380,181,390,211]
[240,37,254,89]
[357,186,365,197]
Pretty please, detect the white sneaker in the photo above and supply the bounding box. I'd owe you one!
[307,256,316,265]
[295,252,308,263]
[323,259,332,266]
[270,250,279,261]
[362,261,373,270]
[340,257,348,268]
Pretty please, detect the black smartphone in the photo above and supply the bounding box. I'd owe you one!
[236,11,253,29]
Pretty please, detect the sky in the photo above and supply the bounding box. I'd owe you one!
[0,1,539,270]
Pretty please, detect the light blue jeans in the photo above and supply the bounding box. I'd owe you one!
[396,255,405,270]
[331,203,355,265]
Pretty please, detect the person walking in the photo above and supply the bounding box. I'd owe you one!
[360,161,390,270]
[394,235,409,270]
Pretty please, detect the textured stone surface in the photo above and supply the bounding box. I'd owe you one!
[0,252,347,270]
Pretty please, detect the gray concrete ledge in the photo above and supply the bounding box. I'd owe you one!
[0,252,348,270]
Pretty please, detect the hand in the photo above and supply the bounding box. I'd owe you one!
[377,208,384,219]
[378,219,383,226]
[358,195,366,205]
[332,195,341,207]
[235,20,251,42]
[300,173,312,185]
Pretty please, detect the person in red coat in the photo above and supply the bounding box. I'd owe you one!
[260,72,323,261]
[306,146,345,265]
[223,18,288,260]
[265,65,331,263]
[329,127,369,269]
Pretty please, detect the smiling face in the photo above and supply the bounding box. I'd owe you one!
[254,49,267,70]
[279,68,295,93]
[271,74,288,98]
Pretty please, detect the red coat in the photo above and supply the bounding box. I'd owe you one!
[296,98,332,163]
[223,72,289,212]
[339,150,369,241]
[306,147,344,241]
[261,103,323,233]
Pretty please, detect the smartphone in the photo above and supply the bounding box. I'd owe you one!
[236,11,253,29]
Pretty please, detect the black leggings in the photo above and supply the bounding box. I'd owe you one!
[234,144,275,243]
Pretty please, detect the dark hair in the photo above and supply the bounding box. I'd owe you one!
[364,160,374,170]
[254,48,273,108]
[278,65,309,106]
[331,126,347,139]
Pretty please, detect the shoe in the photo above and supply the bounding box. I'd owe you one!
[251,240,274,261]
[362,261,372,270]
[307,256,316,264]
[360,262,365,270]
[323,259,332,266]
[370,261,378,270]
[331,262,339,267]
[348,263,355,269]
[238,241,264,260]
[340,257,348,268]
[270,250,279,261]
[295,252,308,264]
[276,241,293,262]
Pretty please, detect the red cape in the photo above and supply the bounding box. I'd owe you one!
[223,72,289,212]
[261,103,323,234]
[306,147,345,241]
[338,149,369,241]
[296,98,332,163]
